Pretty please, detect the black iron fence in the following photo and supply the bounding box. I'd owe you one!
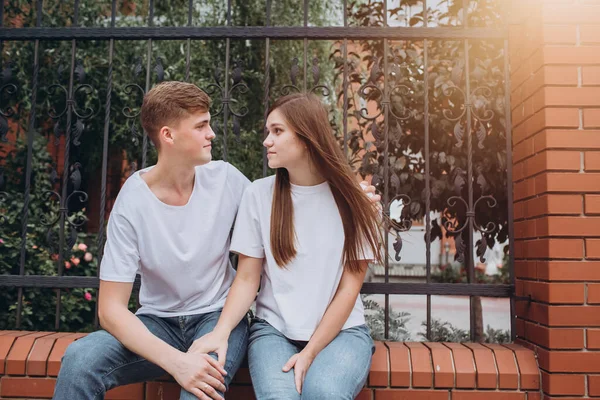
[0,0,514,342]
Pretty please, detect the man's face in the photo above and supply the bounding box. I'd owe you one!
[166,110,215,166]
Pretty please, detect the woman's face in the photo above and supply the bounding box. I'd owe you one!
[263,108,307,170]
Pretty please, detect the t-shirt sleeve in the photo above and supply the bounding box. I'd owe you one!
[230,186,265,259]
[226,163,251,209]
[99,212,140,282]
[358,239,376,261]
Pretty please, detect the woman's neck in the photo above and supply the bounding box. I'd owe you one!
[286,162,325,186]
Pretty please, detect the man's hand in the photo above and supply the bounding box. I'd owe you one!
[359,180,381,203]
[188,331,229,367]
[282,350,316,394]
[169,351,227,400]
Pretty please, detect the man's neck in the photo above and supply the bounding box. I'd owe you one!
[141,159,197,206]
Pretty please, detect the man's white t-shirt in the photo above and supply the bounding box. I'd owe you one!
[230,175,373,341]
[100,161,250,317]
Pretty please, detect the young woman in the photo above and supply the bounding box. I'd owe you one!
[191,93,382,399]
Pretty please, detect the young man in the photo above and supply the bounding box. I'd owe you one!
[53,81,380,400]
[54,81,249,400]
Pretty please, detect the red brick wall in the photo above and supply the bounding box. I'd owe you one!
[510,0,600,398]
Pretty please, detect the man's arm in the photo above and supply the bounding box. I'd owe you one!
[98,281,183,372]
[188,254,262,364]
[98,281,227,400]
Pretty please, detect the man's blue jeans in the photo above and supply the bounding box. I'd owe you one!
[52,311,248,400]
[247,318,374,400]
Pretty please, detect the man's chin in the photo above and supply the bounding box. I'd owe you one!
[194,156,212,166]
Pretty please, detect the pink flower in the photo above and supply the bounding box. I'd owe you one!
[32,245,38,249]
[0,238,4,244]
[84,252,93,262]
[65,261,71,269]
[84,292,92,301]
[71,257,80,266]
[51,254,59,261]
[78,243,88,251]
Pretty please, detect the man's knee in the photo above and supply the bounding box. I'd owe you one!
[59,332,113,375]
[60,339,88,372]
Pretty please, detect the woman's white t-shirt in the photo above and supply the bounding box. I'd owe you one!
[99,161,250,317]
[230,175,372,341]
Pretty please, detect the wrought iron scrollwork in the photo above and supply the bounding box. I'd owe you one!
[281,57,330,97]
[40,163,88,258]
[122,57,145,147]
[0,167,7,226]
[0,62,18,143]
[443,84,494,149]
[204,60,249,140]
[359,56,418,260]
[0,62,18,225]
[442,82,497,264]
[43,60,95,258]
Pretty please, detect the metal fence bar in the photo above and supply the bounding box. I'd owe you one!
[303,0,308,92]
[0,275,512,297]
[342,0,348,159]
[461,0,477,343]
[222,0,232,162]
[503,2,516,342]
[263,0,272,178]
[54,0,81,330]
[185,0,192,82]
[15,0,42,328]
[383,1,390,340]
[95,0,117,329]
[0,26,507,40]
[423,0,432,342]
[141,0,154,169]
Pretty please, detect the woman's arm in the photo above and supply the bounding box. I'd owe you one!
[189,254,263,363]
[282,261,368,393]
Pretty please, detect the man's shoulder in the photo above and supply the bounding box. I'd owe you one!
[112,172,147,215]
[244,175,275,198]
[195,160,240,180]
[250,175,275,188]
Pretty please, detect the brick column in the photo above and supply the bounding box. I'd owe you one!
[510,0,600,398]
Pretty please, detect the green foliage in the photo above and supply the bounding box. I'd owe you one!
[419,318,470,343]
[431,263,510,284]
[0,134,99,331]
[362,295,412,341]
[362,296,510,343]
[418,318,510,344]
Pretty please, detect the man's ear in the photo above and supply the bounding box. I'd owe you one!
[159,126,174,145]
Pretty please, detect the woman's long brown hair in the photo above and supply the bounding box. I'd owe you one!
[269,93,383,273]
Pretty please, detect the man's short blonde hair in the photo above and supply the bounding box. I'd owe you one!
[140,81,211,150]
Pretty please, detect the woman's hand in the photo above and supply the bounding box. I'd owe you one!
[282,349,316,394]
